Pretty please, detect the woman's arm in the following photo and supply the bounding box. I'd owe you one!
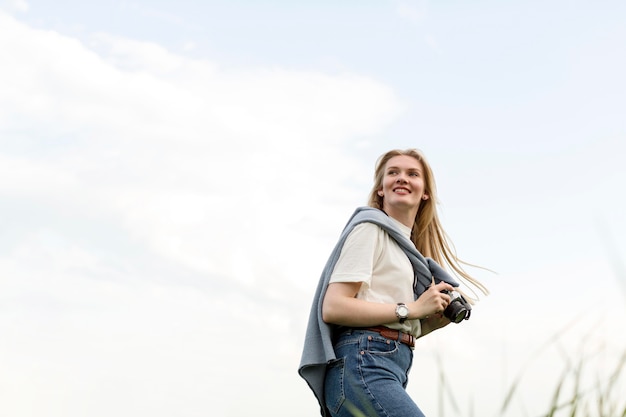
[322,281,454,327]
[322,282,397,327]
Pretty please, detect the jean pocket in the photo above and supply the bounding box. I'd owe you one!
[365,334,399,356]
[324,358,346,414]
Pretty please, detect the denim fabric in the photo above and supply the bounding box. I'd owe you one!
[324,329,425,417]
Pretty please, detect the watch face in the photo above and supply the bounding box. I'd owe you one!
[398,305,409,317]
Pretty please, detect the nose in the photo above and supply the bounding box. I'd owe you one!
[396,174,407,183]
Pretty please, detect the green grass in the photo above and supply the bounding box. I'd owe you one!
[426,316,626,417]
[506,347,626,417]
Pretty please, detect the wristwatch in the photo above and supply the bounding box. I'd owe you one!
[395,303,409,323]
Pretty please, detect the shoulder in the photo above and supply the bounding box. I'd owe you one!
[343,222,387,253]
[348,222,384,238]
[348,207,388,225]
[339,207,390,248]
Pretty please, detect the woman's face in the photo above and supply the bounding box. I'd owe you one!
[379,155,428,214]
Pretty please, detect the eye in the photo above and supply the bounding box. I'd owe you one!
[409,171,420,177]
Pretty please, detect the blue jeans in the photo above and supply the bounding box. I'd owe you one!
[324,329,425,417]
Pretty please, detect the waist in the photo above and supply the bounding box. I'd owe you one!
[360,326,415,348]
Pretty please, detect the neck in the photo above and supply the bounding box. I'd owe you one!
[383,205,417,229]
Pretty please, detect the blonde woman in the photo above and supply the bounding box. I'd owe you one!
[299,149,488,417]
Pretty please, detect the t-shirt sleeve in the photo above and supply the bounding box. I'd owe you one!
[329,223,380,289]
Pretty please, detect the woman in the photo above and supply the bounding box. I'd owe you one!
[299,149,488,417]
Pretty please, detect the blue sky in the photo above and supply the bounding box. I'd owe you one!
[1,1,625,416]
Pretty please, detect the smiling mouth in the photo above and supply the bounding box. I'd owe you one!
[393,187,411,193]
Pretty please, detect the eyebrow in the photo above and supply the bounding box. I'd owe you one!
[386,166,422,172]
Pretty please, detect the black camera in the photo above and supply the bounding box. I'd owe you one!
[442,290,471,323]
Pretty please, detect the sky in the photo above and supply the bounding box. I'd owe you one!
[1,1,625,416]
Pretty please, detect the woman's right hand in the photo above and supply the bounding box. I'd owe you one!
[408,281,454,320]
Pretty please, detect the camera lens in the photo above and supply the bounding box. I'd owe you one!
[444,299,469,323]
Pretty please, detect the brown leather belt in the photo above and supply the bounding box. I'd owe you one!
[361,326,415,348]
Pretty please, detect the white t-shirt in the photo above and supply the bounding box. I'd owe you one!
[329,217,422,337]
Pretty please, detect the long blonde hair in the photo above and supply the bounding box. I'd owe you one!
[367,149,489,298]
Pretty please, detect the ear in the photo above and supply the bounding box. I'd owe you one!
[422,194,429,200]
[377,190,384,197]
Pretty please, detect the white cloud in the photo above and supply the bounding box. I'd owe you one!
[0,0,28,13]
[0,244,302,417]
[0,11,403,416]
[395,0,428,24]
[0,153,79,196]
[0,9,403,280]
